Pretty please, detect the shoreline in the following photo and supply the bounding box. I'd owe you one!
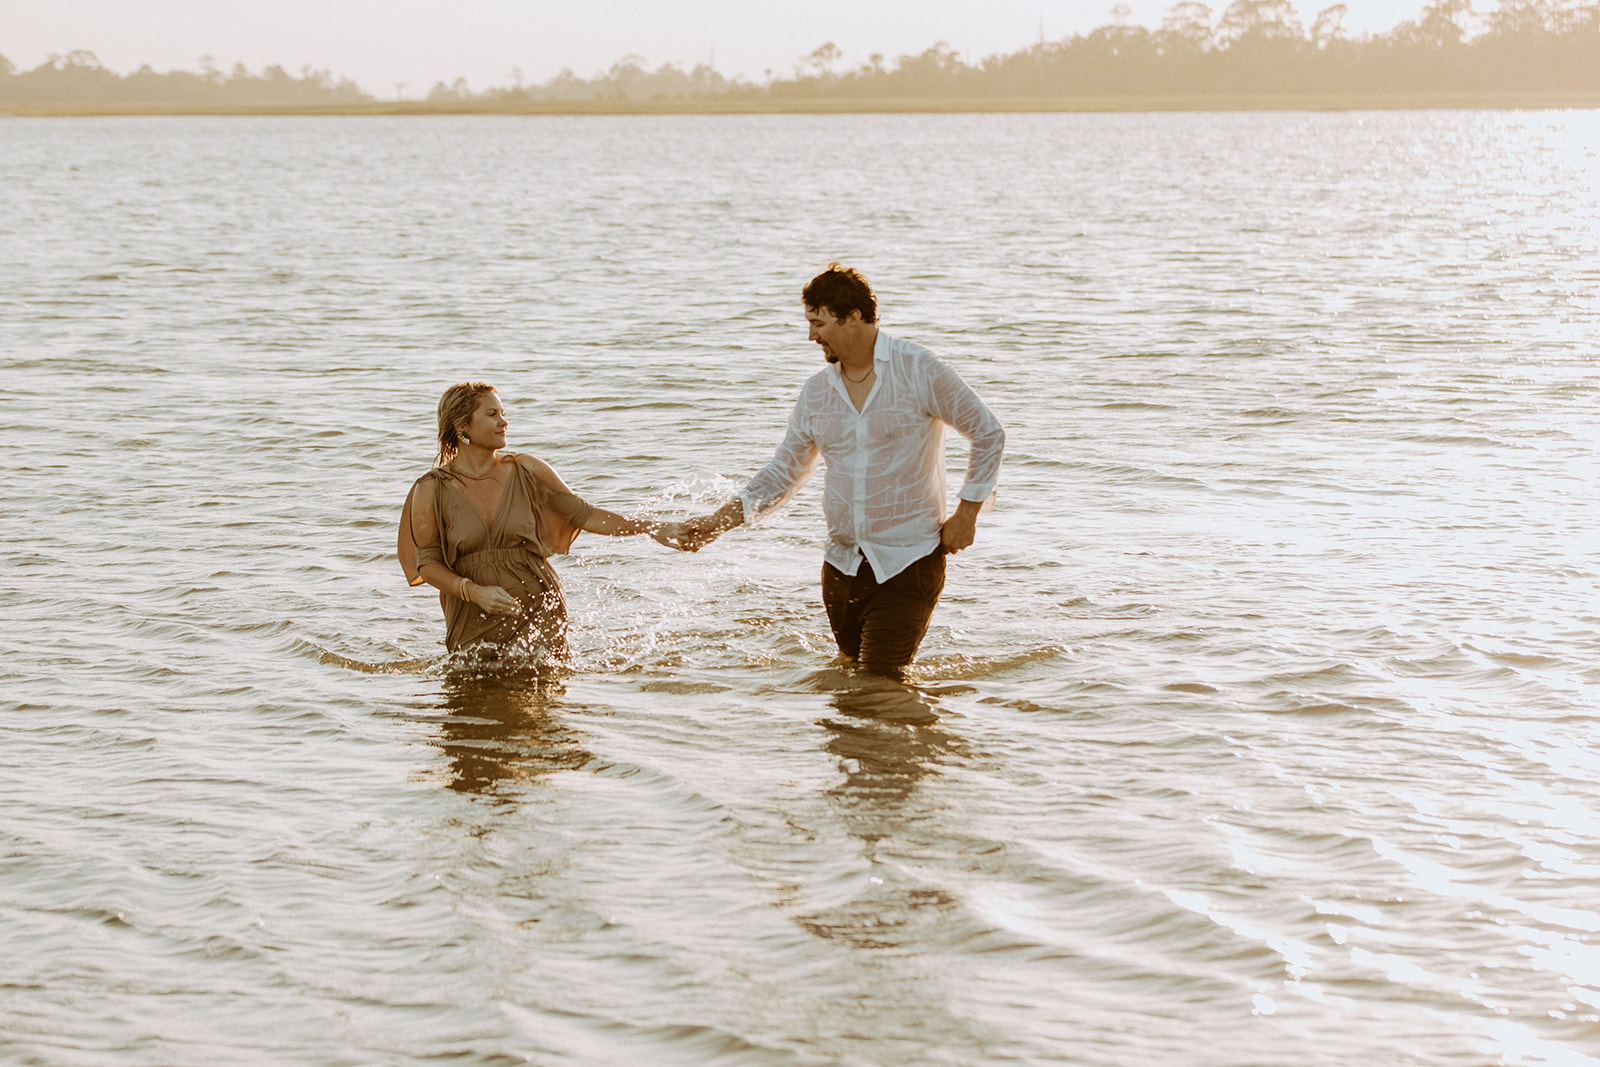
[5,91,1600,117]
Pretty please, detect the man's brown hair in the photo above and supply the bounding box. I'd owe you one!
[802,262,877,324]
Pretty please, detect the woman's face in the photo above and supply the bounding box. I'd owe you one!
[462,390,508,450]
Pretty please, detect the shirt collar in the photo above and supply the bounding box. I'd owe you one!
[827,328,887,383]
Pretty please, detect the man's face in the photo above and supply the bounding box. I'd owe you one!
[805,305,854,363]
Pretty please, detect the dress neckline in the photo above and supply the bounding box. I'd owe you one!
[445,458,517,534]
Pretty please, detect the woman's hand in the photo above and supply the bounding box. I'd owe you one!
[466,582,520,615]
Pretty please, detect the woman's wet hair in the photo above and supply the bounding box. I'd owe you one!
[802,262,877,324]
[436,381,496,466]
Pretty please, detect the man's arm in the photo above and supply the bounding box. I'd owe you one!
[681,399,818,551]
[923,352,1005,553]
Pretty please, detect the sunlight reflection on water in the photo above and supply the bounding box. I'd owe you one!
[2,110,1600,1065]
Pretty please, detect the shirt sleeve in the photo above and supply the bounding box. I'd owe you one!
[738,397,821,526]
[922,352,1006,503]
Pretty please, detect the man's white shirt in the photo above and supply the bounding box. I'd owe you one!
[739,330,1006,581]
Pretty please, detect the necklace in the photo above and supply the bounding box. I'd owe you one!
[449,461,500,481]
[841,363,875,384]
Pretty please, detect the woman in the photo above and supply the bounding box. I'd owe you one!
[399,381,680,657]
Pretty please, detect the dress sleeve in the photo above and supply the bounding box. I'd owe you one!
[412,540,445,572]
[398,483,425,586]
[399,476,445,585]
[536,484,594,556]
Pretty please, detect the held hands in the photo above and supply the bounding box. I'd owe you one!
[677,500,745,552]
[647,518,717,553]
[673,513,734,553]
[639,501,742,553]
[649,521,691,552]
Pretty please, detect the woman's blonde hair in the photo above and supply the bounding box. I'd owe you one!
[435,381,496,466]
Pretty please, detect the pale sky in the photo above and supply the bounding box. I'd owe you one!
[5,0,1440,98]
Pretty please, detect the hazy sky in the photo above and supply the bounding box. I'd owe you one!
[7,1,1436,97]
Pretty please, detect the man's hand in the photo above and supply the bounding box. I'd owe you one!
[675,500,745,553]
[939,499,982,554]
[676,514,727,552]
[649,522,692,551]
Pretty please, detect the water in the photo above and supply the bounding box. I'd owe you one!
[3,110,1600,1065]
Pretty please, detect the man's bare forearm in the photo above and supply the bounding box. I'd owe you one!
[708,498,745,532]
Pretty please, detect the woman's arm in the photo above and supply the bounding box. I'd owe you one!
[579,507,680,540]
[515,453,685,547]
[581,504,687,548]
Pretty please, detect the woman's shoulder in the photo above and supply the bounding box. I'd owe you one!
[509,453,577,495]
[412,467,447,489]
[509,452,551,475]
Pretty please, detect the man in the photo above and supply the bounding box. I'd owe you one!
[681,263,1005,678]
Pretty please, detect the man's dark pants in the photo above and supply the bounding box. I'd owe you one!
[821,547,946,678]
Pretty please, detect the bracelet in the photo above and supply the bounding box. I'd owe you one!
[456,576,470,601]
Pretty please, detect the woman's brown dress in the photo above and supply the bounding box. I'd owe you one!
[399,455,593,655]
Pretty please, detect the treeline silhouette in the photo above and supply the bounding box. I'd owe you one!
[764,0,1600,100]
[0,51,370,107]
[4,0,1597,110]
[435,0,1600,104]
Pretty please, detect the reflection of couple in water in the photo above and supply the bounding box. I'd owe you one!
[398,264,1006,680]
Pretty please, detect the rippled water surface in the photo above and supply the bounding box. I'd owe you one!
[4,111,1600,1065]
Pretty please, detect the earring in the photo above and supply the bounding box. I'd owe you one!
[462,436,470,445]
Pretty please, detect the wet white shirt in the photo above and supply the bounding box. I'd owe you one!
[739,330,1006,581]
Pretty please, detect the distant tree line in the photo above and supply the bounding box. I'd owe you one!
[452,0,1600,103]
[425,57,742,105]
[4,0,1597,109]
[799,0,1599,99]
[0,51,370,107]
